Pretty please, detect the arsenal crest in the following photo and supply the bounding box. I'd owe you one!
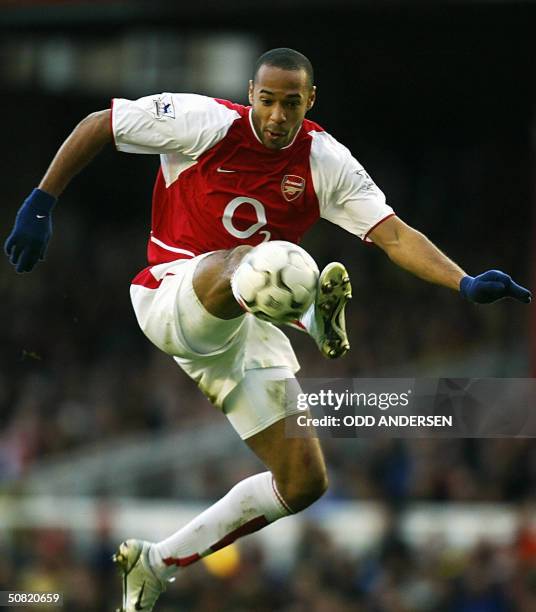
[281,175,305,202]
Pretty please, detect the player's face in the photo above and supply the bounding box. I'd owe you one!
[248,65,316,150]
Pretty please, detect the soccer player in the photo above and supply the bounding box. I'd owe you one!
[4,48,531,611]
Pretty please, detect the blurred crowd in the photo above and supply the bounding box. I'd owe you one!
[1,517,535,611]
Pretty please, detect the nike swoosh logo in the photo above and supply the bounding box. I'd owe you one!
[134,581,146,610]
[217,167,236,173]
[36,214,47,219]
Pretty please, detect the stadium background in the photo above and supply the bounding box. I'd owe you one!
[1,1,535,610]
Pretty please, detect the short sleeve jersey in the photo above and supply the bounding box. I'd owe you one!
[111,93,394,267]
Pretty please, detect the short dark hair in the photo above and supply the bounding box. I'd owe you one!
[253,48,314,88]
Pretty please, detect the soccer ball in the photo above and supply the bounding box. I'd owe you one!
[232,241,319,322]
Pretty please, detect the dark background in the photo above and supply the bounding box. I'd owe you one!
[0,2,535,611]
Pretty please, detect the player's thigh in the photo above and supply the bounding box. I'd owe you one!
[131,255,246,358]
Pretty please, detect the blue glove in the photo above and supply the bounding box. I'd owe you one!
[460,270,532,304]
[4,188,56,273]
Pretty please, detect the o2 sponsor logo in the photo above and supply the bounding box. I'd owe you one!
[222,197,271,242]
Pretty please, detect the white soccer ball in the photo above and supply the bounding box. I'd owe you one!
[232,241,319,323]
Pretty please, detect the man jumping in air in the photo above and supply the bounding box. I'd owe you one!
[4,48,531,611]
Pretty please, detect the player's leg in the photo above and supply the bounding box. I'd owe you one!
[192,243,353,359]
[245,413,328,512]
[143,370,326,572]
[114,369,324,612]
[224,368,327,512]
[191,245,252,319]
[118,244,344,610]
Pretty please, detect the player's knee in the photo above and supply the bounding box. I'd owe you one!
[304,469,329,505]
[278,469,329,513]
[226,244,253,271]
[193,246,253,319]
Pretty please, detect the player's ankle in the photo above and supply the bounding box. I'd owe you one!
[299,302,315,334]
[148,544,177,581]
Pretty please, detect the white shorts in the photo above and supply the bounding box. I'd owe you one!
[130,256,301,426]
[223,367,304,439]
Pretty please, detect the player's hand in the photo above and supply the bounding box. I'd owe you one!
[4,188,56,273]
[460,270,532,304]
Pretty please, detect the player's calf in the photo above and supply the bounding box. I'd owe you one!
[245,416,329,513]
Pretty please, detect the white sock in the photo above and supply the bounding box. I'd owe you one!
[298,302,315,333]
[148,472,292,579]
[284,302,315,335]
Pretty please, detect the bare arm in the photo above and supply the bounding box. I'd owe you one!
[39,109,112,197]
[368,216,466,292]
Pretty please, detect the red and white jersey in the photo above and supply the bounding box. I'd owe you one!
[111,93,394,267]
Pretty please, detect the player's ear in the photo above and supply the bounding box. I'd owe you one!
[306,86,317,111]
[248,80,254,105]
